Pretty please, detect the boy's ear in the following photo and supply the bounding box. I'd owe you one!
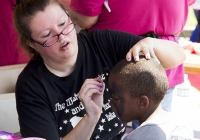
[137,95,149,110]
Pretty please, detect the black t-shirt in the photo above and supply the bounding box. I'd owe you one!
[15,30,143,140]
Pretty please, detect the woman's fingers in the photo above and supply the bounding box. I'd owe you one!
[126,37,157,62]
[78,80,102,101]
[78,78,105,117]
[149,47,160,63]
[126,45,140,61]
[78,78,104,103]
[84,88,102,100]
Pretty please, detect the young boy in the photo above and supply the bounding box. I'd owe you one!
[108,56,193,140]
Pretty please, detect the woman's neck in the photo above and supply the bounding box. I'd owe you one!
[44,54,77,77]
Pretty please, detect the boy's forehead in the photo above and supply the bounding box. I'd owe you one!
[110,80,123,94]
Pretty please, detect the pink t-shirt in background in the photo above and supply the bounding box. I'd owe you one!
[70,0,195,87]
[0,0,30,66]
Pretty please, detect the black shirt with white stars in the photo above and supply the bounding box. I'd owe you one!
[15,30,143,140]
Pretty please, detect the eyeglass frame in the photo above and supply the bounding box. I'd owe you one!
[30,14,75,47]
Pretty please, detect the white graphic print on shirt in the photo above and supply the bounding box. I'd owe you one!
[55,71,125,139]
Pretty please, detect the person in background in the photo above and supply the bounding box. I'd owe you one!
[108,57,193,140]
[65,0,195,129]
[190,0,200,42]
[0,0,29,66]
[13,0,185,139]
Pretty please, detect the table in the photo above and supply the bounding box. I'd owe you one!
[184,53,200,74]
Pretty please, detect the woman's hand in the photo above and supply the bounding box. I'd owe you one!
[78,78,105,120]
[62,78,105,140]
[126,37,186,69]
[126,37,157,62]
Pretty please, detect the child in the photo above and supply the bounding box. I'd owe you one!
[108,56,193,140]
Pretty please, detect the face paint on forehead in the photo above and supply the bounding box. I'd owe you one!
[111,81,125,118]
[111,81,122,96]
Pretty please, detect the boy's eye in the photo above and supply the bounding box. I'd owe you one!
[112,96,119,100]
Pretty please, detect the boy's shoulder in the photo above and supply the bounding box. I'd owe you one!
[124,125,166,140]
[124,122,193,140]
[124,112,193,140]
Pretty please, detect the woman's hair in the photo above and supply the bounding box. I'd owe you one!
[109,56,168,102]
[13,0,65,55]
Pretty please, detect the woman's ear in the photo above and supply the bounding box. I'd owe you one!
[137,95,149,110]
[26,40,37,50]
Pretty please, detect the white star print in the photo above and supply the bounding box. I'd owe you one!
[65,109,69,113]
[108,128,111,132]
[121,124,123,127]
[101,118,106,123]
[59,127,62,130]
[98,125,104,132]
[106,88,109,91]
[106,73,109,76]
[114,123,118,127]
[95,135,100,139]
[121,127,125,132]
[119,127,126,134]
[63,120,68,124]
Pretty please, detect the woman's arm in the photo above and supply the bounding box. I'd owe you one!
[126,37,186,69]
[62,115,98,140]
[62,78,105,140]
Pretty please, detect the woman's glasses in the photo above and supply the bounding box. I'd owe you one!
[31,22,75,47]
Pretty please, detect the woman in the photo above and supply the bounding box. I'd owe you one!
[13,0,185,139]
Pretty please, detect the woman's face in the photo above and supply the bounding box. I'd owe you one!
[29,3,78,64]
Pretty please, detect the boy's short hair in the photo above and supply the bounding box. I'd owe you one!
[109,56,168,102]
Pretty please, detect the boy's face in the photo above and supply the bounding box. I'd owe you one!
[108,77,139,123]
